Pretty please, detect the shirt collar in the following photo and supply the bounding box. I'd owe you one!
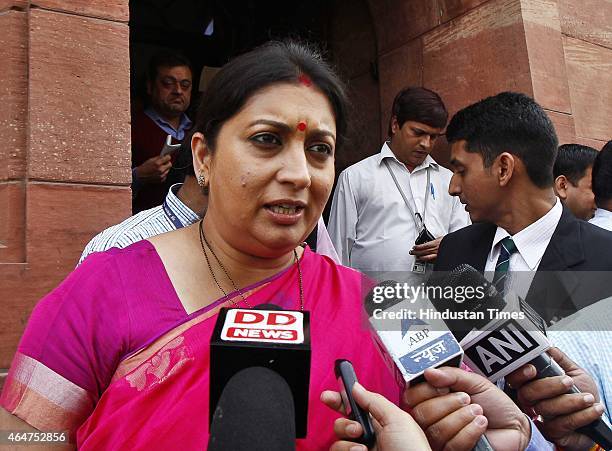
[165,183,201,226]
[491,198,563,270]
[377,142,438,172]
[593,208,612,221]
[145,107,192,137]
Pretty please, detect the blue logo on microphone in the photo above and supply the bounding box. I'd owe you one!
[401,317,428,339]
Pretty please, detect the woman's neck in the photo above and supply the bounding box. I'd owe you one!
[195,219,300,290]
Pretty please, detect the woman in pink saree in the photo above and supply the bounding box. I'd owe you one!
[0,41,400,450]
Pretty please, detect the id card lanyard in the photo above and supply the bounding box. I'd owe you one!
[384,159,430,232]
[162,199,185,229]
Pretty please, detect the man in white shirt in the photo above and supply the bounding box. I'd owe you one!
[328,87,469,275]
[590,140,612,232]
[434,92,612,449]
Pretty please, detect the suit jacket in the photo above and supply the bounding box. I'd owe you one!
[434,206,612,324]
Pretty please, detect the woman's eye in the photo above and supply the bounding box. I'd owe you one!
[309,143,333,155]
[250,133,281,146]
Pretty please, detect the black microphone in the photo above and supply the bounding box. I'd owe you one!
[432,265,612,449]
[208,366,295,451]
[209,305,310,438]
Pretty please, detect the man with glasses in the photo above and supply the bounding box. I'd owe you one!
[132,50,193,213]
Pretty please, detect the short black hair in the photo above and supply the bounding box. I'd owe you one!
[388,87,448,136]
[553,144,598,185]
[174,138,195,178]
[146,50,193,84]
[592,140,612,204]
[193,40,348,152]
[446,91,558,188]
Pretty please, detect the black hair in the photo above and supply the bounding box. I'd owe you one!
[592,140,612,204]
[446,91,558,188]
[174,138,196,178]
[553,144,598,185]
[387,87,448,136]
[192,40,348,152]
[146,50,193,84]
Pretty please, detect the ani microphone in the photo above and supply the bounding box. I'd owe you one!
[209,305,310,438]
[430,265,612,450]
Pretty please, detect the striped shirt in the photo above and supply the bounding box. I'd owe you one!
[548,297,612,426]
[78,183,198,265]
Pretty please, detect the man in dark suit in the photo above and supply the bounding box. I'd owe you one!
[434,92,612,324]
[433,92,612,450]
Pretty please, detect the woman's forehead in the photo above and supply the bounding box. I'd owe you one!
[236,83,336,128]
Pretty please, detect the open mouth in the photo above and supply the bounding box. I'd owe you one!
[265,204,305,215]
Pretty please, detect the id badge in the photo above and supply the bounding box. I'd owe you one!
[412,261,427,273]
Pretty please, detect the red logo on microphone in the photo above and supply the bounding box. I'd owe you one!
[221,309,304,344]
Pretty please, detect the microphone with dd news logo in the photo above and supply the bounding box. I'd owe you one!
[209,304,310,440]
[432,265,612,449]
[208,366,296,451]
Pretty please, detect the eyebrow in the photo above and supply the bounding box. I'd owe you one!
[248,119,336,141]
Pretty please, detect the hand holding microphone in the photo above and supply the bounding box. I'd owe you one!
[403,367,532,451]
[321,382,431,451]
[506,347,606,451]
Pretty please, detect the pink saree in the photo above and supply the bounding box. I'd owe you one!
[1,241,400,450]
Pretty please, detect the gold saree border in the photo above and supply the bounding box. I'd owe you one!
[111,287,265,383]
[1,352,94,435]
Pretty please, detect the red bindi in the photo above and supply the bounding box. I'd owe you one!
[297,122,307,132]
[298,73,312,87]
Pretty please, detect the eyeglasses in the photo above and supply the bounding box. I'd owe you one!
[160,77,192,90]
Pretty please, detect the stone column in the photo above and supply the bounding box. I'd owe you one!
[0,0,132,389]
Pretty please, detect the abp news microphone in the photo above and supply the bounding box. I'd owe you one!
[429,265,612,450]
[208,305,310,450]
[366,280,495,451]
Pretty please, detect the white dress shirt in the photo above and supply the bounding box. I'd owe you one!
[589,208,612,232]
[328,142,470,272]
[484,198,563,298]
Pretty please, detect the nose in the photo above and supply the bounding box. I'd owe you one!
[448,173,461,196]
[420,134,432,149]
[277,146,311,190]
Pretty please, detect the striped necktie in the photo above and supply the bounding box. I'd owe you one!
[492,237,517,295]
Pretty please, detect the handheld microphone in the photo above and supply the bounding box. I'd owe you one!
[366,280,463,386]
[208,366,296,451]
[432,265,612,449]
[209,305,310,438]
[367,281,494,451]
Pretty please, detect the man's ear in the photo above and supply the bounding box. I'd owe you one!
[554,175,569,200]
[497,152,516,187]
[192,132,213,182]
[390,116,399,135]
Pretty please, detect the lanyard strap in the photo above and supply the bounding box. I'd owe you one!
[384,159,430,230]
[162,200,185,229]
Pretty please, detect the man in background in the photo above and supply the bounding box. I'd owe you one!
[553,143,598,220]
[590,140,612,231]
[328,87,469,275]
[132,50,193,213]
